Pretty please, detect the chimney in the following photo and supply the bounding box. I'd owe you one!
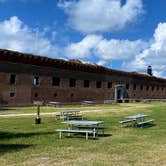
[147,65,152,76]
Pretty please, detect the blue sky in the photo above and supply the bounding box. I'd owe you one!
[0,0,166,77]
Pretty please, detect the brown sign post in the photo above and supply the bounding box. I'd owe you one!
[33,101,43,124]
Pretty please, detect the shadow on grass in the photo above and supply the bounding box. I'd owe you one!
[64,133,112,140]
[0,144,33,155]
[0,107,16,111]
[0,131,55,140]
[98,133,112,137]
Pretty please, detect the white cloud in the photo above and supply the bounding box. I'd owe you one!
[95,38,147,60]
[65,23,166,77]
[65,35,102,59]
[58,0,143,33]
[1,17,166,77]
[65,34,147,61]
[124,23,166,77]
[0,16,59,57]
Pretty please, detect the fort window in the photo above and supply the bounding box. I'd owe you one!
[162,87,164,91]
[70,93,74,97]
[54,93,57,97]
[34,93,38,97]
[108,82,112,88]
[146,86,149,91]
[96,81,102,88]
[10,92,15,97]
[69,78,76,87]
[140,85,143,90]
[34,76,39,86]
[52,77,60,86]
[157,86,159,91]
[84,80,90,88]
[10,74,16,84]
[133,84,136,90]
[126,84,129,90]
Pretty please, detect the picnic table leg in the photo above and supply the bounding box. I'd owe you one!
[102,127,104,136]
[102,124,104,136]
[133,121,135,127]
[68,125,71,136]
[86,132,88,140]
[93,128,96,139]
[59,131,62,139]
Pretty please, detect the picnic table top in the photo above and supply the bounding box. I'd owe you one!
[62,120,103,125]
[83,100,94,103]
[61,110,80,113]
[126,114,149,119]
[48,101,60,104]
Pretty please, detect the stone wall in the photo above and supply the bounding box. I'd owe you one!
[0,58,166,106]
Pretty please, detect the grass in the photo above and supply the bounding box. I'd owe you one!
[0,102,166,166]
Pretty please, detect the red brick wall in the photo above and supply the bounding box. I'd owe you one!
[0,61,166,106]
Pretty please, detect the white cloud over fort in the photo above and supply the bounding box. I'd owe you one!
[65,34,148,61]
[58,0,143,33]
[0,16,59,57]
[65,22,166,77]
[124,23,166,76]
[1,16,166,77]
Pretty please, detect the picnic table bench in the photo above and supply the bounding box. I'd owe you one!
[75,126,107,135]
[119,119,136,127]
[137,119,155,127]
[56,129,96,140]
[66,115,84,120]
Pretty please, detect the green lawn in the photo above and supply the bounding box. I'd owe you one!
[0,102,166,166]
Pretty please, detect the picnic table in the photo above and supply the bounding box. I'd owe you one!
[56,110,84,120]
[126,114,149,121]
[56,120,104,139]
[126,114,154,127]
[120,114,154,127]
[63,120,104,135]
[82,100,94,106]
[47,101,60,107]
[63,120,103,127]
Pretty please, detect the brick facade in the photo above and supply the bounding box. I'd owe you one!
[0,49,166,106]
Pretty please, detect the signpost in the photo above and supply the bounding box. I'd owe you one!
[33,101,43,124]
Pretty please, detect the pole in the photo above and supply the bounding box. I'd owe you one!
[35,104,41,124]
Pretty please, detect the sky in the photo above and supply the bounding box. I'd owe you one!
[0,0,166,77]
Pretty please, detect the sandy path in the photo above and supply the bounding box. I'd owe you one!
[0,104,152,118]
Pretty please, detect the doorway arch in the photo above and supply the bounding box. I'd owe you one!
[114,84,126,102]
